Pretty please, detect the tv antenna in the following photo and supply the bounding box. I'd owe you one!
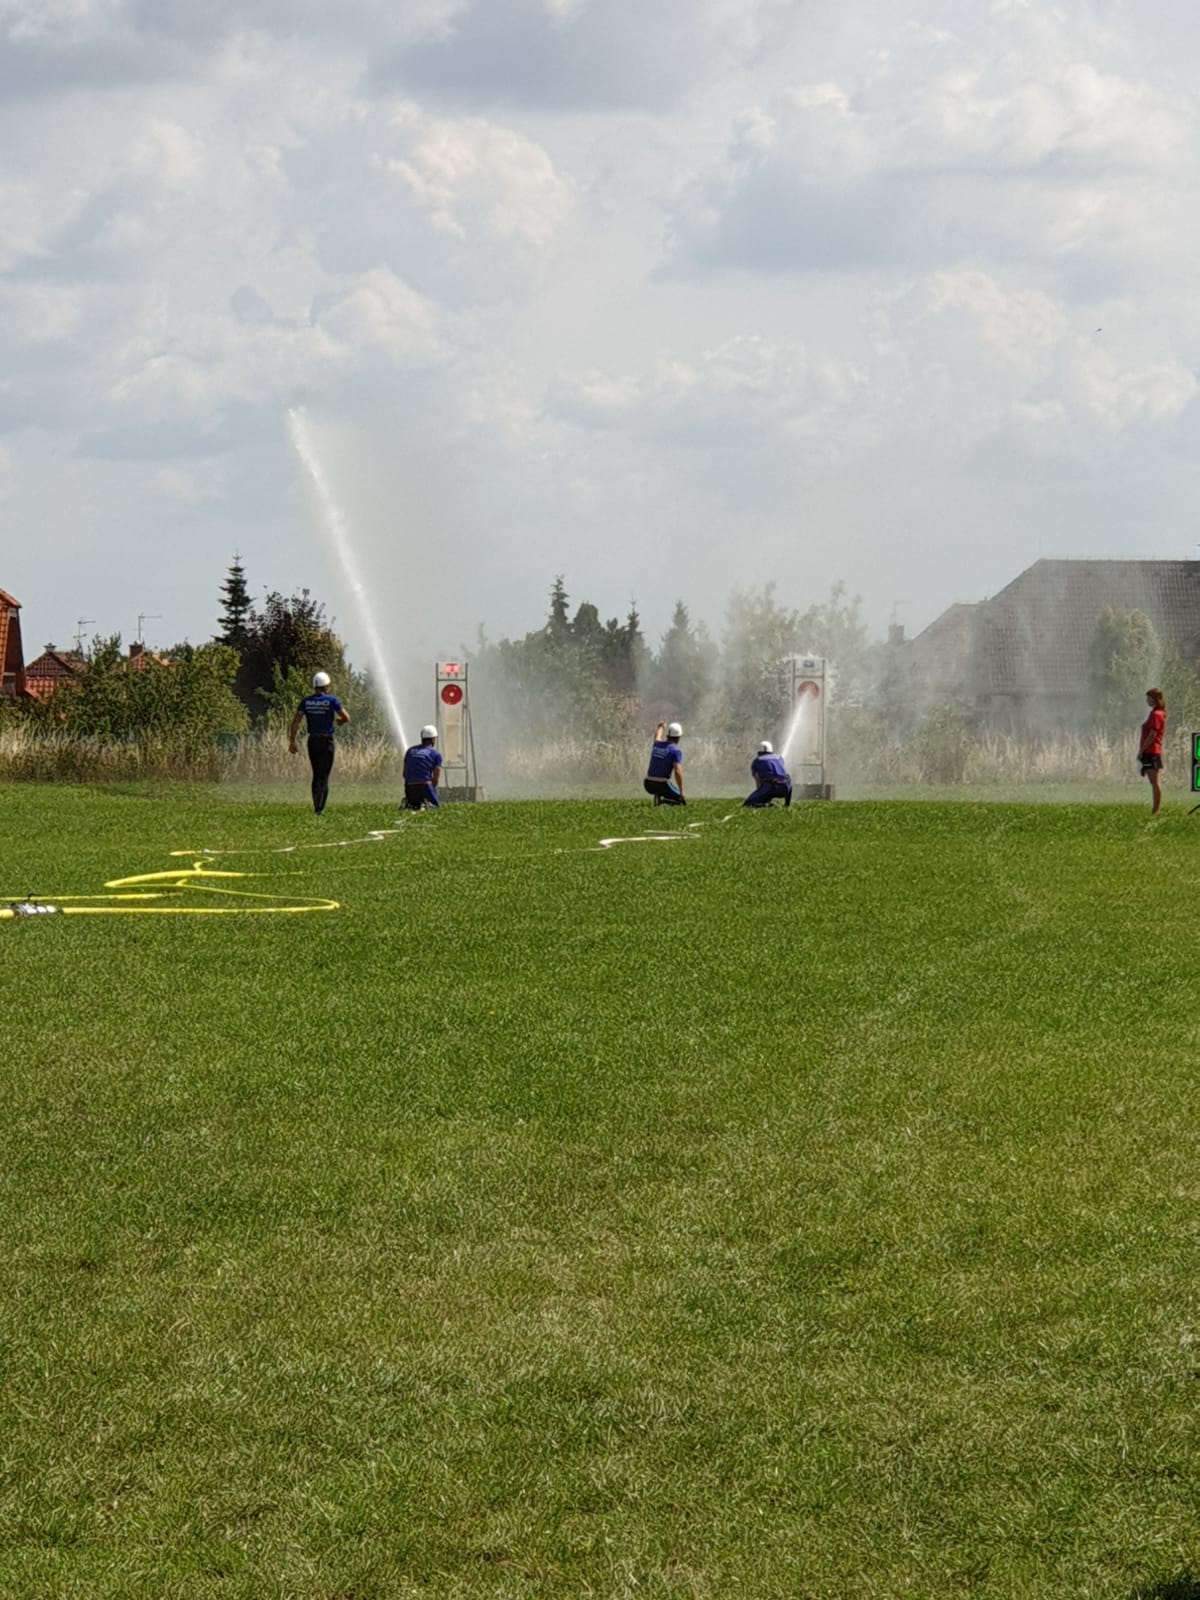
[74,618,95,653]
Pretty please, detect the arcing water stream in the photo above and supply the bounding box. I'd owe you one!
[287,406,408,750]
[780,693,810,770]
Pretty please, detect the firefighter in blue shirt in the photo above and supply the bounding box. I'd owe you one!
[403,724,443,809]
[644,720,686,805]
[744,740,792,808]
[288,671,350,814]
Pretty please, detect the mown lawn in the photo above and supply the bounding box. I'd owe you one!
[1,784,1198,1599]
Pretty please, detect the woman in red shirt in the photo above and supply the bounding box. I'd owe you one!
[1138,687,1166,814]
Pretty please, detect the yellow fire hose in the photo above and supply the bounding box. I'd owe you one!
[0,821,420,920]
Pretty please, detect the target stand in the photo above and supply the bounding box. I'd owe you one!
[435,661,484,801]
[785,655,835,800]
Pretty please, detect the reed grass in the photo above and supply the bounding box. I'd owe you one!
[0,723,1175,793]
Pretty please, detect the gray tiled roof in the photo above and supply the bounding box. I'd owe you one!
[975,559,1200,692]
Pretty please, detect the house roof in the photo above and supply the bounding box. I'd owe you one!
[128,647,171,670]
[25,649,83,681]
[974,559,1200,693]
[909,601,979,655]
[0,589,20,609]
[905,602,980,693]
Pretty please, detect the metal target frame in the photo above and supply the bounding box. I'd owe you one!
[434,661,482,800]
[785,654,834,800]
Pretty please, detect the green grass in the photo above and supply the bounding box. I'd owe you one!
[2,784,1199,1598]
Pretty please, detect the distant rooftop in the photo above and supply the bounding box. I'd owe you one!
[976,559,1200,692]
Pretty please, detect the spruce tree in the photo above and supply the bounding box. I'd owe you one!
[546,576,571,644]
[652,600,717,721]
[217,556,252,648]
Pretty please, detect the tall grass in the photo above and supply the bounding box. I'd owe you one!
[466,729,1159,792]
[842,728,1150,788]
[0,729,403,785]
[0,723,1174,791]
[219,732,401,784]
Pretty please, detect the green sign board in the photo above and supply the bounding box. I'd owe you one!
[1193,733,1200,793]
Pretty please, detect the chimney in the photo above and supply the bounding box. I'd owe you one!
[888,623,905,647]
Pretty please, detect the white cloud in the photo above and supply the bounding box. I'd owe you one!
[866,268,1199,471]
[0,282,88,345]
[664,7,1200,292]
[0,0,124,46]
[866,271,1068,427]
[548,336,868,459]
[0,0,457,97]
[96,275,442,428]
[0,40,558,443]
[1049,342,1196,435]
[314,269,444,365]
[382,111,572,255]
[127,117,207,187]
[152,461,225,504]
[371,0,799,109]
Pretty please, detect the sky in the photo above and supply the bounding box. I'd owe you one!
[4,0,1200,669]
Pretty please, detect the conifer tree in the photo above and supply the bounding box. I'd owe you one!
[217,556,252,648]
[546,576,572,644]
[651,600,717,720]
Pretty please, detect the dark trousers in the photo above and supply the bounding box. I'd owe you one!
[403,782,439,810]
[307,735,335,814]
[744,780,792,809]
[644,777,685,806]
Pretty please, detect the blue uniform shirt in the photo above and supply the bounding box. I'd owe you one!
[751,753,790,783]
[404,744,443,783]
[647,739,683,780]
[297,693,344,736]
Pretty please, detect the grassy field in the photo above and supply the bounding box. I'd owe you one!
[2,783,1199,1599]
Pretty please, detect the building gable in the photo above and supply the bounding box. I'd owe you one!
[0,590,25,697]
[905,560,1200,735]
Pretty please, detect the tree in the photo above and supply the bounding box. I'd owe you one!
[1157,650,1200,746]
[1088,608,1160,734]
[235,589,347,723]
[217,555,252,648]
[795,582,871,705]
[599,603,649,700]
[470,577,643,746]
[649,601,717,721]
[546,576,571,645]
[257,660,360,734]
[716,583,806,734]
[571,601,604,660]
[28,635,247,747]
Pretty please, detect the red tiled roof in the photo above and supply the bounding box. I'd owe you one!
[25,650,83,681]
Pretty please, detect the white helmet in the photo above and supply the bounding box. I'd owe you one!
[420,724,438,740]
[758,740,773,754]
[312,671,331,689]
[667,721,683,739]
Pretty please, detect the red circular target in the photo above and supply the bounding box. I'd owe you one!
[440,683,463,705]
[796,680,821,700]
